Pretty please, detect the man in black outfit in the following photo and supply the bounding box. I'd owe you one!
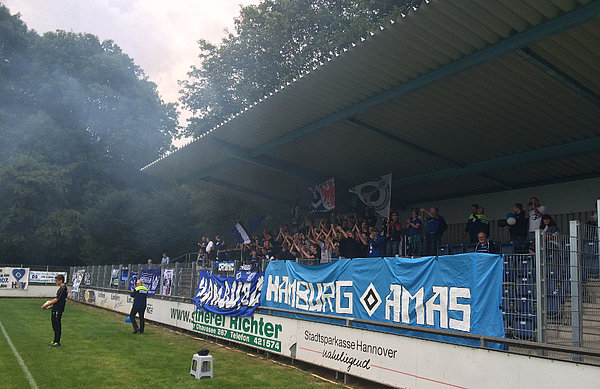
[129,279,148,334]
[41,274,67,347]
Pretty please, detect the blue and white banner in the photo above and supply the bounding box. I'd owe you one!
[233,222,251,244]
[29,271,68,284]
[140,269,161,296]
[261,254,504,346]
[193,270,264,317]
[162,269,174,296]
[217,261,235,272]
[120,266,129,282]
[0,267,29,290]
[72,270,84,292]
[128,271,138,292]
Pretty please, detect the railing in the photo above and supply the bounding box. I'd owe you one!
[259,306,600,365]
[69,220,600,360]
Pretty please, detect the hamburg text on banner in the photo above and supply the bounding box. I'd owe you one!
[193,270,264,317]
[308,178,335,213]
[260,253,504,347]
[349,173,392,217]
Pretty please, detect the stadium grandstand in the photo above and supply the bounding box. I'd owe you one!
[75,0,600,387]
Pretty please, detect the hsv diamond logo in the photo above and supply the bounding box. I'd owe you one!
[360,283,381,317]
[12,269,26,281]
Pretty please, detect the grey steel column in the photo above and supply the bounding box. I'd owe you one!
[535,229,547,344]
[569,220,583,356]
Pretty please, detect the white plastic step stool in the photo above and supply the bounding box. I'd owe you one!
[190,354,213,379]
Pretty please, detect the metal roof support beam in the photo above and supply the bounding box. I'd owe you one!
[516,48,600,107]
[212,138,354,189]
[212,138,324,183]
[177,159,237,185]
[480,174,513,190]
[401,173,600,208]
[347,118,463,167]
[249,1,600,158]
[199,177,289,206]
[393,136,600,188]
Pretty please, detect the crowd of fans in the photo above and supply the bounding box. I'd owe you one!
[193,196,596,266]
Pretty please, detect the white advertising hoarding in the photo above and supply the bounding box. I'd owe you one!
[297,320,600,389]
[0,267,29,290]
[29,271,68,284]
[74,288,600,388]
[77,288,296,357]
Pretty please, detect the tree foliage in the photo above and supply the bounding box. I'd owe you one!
[180,0,422,137]
[0,6,212,266]
[0,1,420,266]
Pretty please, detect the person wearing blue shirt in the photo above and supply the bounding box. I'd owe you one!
[421,207,441,256]
[160,252,170,267]
[129,280,148,334]
[368,229,383,257]
[406,208,422,256]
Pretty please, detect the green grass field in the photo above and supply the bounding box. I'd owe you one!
[0,298,345,389]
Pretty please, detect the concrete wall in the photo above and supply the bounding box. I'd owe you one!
[0,285,57,298]
[73,288,600,389]
[405,177,600,224]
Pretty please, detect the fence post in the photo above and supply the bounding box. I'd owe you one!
[190,262,196,299]
[569,220,583,357]
[535,229,547,347]
[597,199,600,277]
[173,262,179,297]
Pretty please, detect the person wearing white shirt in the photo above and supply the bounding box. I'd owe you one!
[205,239,214,260]
[525,197,546,239]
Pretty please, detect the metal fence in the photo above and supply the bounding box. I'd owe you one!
[69,257,271,300]
[69,220,600,360]
[493,221,600,364]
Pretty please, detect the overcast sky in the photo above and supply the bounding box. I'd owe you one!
[3,0,259,111]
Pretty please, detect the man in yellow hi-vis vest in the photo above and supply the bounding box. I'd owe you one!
[129,280,148,334]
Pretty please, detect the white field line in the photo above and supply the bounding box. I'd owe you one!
[0,320,39,389]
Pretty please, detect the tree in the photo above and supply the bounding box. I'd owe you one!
[180,0,422,137]
[0,6,180,265]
